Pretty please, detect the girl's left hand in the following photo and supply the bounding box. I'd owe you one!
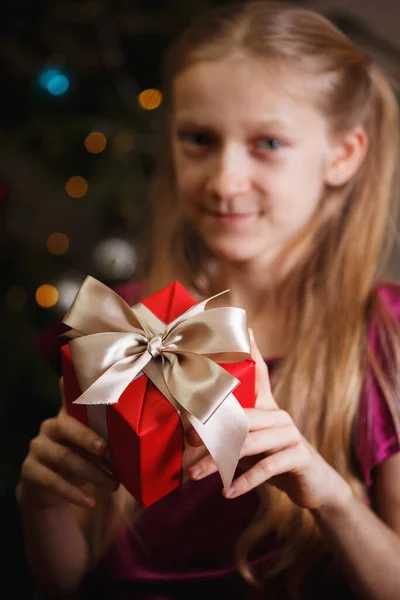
[187,332,352,511]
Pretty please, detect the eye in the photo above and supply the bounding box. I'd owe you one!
[177,131,214,147]
[254,138,283,151]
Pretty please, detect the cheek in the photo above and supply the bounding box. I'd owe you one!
[175,165,205,211]
[268,159,325,221]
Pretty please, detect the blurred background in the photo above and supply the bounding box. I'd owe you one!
[1,0,399,595]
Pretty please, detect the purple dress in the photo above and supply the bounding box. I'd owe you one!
[36,282,400,600]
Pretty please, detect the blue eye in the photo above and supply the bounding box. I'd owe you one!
[255,138,282,150]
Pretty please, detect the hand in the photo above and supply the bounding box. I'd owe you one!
[188,332,351,511]
[19,380,118,510]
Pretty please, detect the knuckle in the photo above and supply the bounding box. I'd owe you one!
[279,410,292,424]
[20,457,34,481]
[298,441,311,463]
[262,457,276,475]
[39,418,53,435]
[57,445,74,468]
[28,436,41,455]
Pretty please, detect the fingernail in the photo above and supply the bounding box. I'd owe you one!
[189,465,202,479]
[84,495,96,507]
[224,486,236,498]
[93,439,105,453]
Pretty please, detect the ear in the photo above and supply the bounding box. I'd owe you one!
[325,125,368,187]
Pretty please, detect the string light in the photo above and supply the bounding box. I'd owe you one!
[47,232,70,255]
[84,132,107,154]
[65,176,88,198]
[5,285,28,310]
[138,89,162,110]
[36,284,59,308]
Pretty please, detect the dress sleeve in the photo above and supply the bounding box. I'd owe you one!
[35,281,144,376]
[357,284,400,487]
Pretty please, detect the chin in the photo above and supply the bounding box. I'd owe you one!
[206,240,264,265]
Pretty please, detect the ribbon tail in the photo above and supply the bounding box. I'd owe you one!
[185,394,249,491]
[143,358,249,491]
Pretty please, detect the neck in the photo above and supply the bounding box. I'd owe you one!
[208,260,273,317]
[206,260,286,358]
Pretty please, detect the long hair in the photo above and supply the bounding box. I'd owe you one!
[97,2,400,595]
[144,1,400,592]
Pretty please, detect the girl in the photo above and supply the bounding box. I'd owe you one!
[18,2,400,599]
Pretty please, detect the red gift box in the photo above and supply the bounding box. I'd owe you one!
[62,281,255,506]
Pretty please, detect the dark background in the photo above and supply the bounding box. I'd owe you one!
[1,0,399,595]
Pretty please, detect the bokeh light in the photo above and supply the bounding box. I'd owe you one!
[112,131,135,155]
[56,278,82,312]
[138,89,162,110]
[36,284,59,308]
[93,237,136,280]
[38,67,71,96]
[84,132,107,154]
[65,176,88,198]
[47,232,70,255]
[5,285,28,310]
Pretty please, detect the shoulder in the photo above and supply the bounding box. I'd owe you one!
[375,281,400,319]
[357,280,400,487]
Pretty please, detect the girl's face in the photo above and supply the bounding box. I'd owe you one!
[171,55,334,267]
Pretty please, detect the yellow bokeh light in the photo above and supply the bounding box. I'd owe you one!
[6,285,28,310]
[112,131,135,155]
[47,232,70,255]
[84,131,107,154]
[138,89,162,110]
[65,176,88,198]
[36,284,59,308]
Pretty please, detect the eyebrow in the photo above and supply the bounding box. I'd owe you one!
[173,117,292,131]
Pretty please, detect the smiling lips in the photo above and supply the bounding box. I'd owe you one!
[204,210,258,224]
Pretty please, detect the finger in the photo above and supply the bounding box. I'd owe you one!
[245,407,292,431]
[188,420,299,480]
[188,453,218,481]
[186,429,204,447]
[240,425,301,458]
[41,415,108,457]
[22,458,97,508]
[31,437,117,490]
[249,329,277,409]
[224,443,305,498]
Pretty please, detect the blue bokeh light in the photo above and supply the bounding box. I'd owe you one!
[38,67,71,96]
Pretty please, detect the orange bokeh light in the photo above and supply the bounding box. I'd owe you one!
[65,176,88,198]
[36,284,59,308]
[84,131,107,154]
[47,232,70,255]
[138,88,162,110]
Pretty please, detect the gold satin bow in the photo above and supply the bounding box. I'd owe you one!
[63,276,251,490]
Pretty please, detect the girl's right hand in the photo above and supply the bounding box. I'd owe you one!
[19,409,118,510]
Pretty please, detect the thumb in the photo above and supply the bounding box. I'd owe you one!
[249,328,277,409]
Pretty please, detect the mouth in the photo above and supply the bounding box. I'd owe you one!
[204,210,259,224]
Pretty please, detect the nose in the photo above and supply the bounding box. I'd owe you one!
[205,144,251,200]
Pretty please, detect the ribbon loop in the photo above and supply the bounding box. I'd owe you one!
[63,276,251,491]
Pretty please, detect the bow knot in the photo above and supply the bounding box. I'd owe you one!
[147,334,164,359]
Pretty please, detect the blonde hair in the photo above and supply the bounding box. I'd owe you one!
[102,2,400,595]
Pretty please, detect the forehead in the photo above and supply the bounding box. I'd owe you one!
[172,56,325,133]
